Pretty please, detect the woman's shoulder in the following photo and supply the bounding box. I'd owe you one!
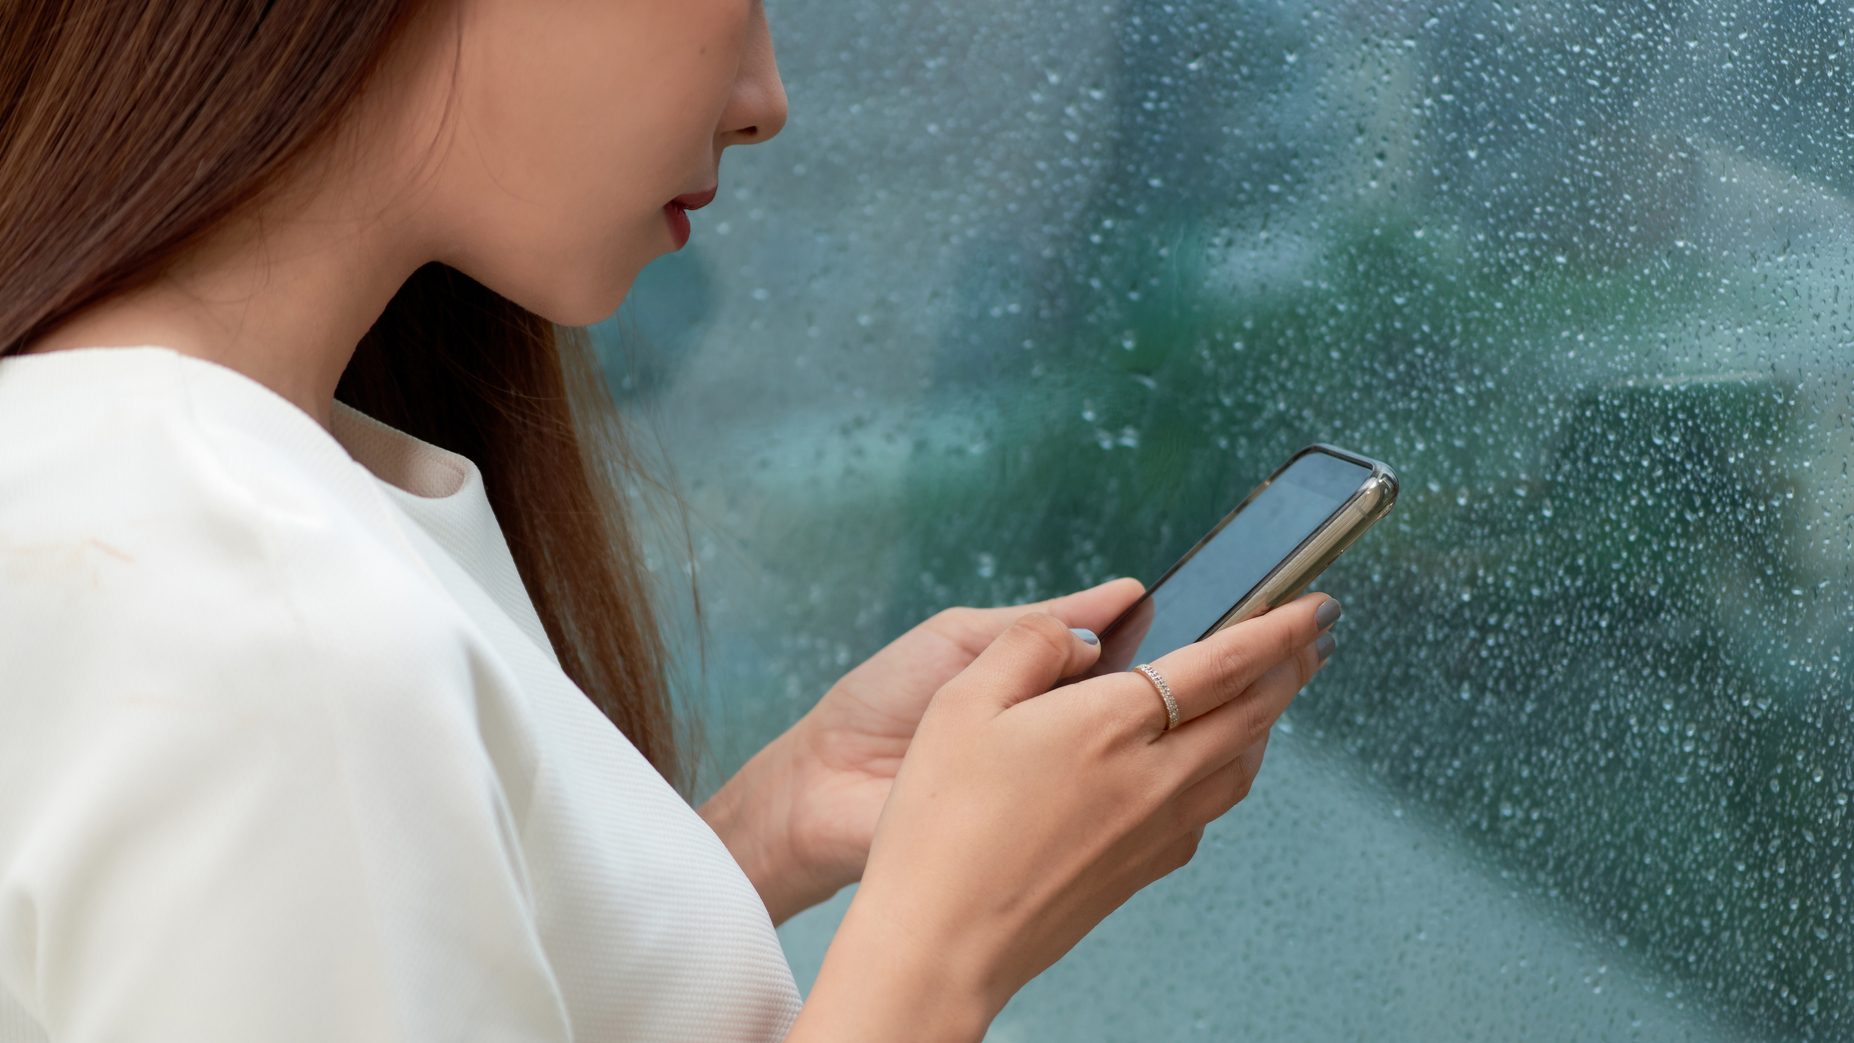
[0,346,481,715]
[2,345,410,542]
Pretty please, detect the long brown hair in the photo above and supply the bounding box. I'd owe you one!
[0,1,698,794]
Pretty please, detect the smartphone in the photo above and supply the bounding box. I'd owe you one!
[1084,443,1398,677]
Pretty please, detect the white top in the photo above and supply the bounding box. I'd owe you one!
[0,346,803,1042]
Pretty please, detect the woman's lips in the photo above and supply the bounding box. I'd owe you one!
[662,186,717,251]
[663,203,692,249]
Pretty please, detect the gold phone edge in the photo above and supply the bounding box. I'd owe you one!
[1203,448,1398,638]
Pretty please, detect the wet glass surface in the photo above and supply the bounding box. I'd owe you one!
[601,2,1854,1038]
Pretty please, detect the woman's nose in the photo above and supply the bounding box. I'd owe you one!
[721,14,787,147]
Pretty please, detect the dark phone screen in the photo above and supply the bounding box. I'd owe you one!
[1090,451,1373,676]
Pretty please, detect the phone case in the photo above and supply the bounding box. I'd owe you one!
[1142,443,1398,644]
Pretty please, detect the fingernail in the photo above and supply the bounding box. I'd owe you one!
[1315,598,1343,630]
[1070,627,1099,646]
[1313,632,1337,662]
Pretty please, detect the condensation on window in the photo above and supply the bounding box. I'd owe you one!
[608,1,1854,1038]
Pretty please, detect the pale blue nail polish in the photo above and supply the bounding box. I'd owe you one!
[1071,627,1099,646]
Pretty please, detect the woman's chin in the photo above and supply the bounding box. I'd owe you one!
[522,272,639,330]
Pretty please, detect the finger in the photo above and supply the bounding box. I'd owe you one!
[1165,635,1328,791]
[965,577,1146,637]
[1237,729,1270,785]
[1100,591,1338,738]
[943,612,1105,714]
[1176,729,1271,828]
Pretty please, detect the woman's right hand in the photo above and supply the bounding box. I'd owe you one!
[791,592,1340,1040]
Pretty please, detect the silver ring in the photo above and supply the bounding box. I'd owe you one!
[1133,663,1180,731]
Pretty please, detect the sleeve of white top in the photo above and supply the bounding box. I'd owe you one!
[7,534,574,1041]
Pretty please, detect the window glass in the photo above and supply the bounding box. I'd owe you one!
[605,1,1854,1038]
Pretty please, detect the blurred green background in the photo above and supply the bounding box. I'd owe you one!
[598,1,1853,1038]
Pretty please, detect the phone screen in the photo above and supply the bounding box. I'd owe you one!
[1091,450,1375,675]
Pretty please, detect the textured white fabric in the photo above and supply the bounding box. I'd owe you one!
[0,345,803,1042]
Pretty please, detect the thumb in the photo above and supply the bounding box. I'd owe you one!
[1034,576,1147,633]
[943,612,1103,714]
[968,576,1146,636]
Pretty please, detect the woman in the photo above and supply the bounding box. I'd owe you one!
[0,2,1342,1040]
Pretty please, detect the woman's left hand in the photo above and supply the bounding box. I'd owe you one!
[701,577,1144,926]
